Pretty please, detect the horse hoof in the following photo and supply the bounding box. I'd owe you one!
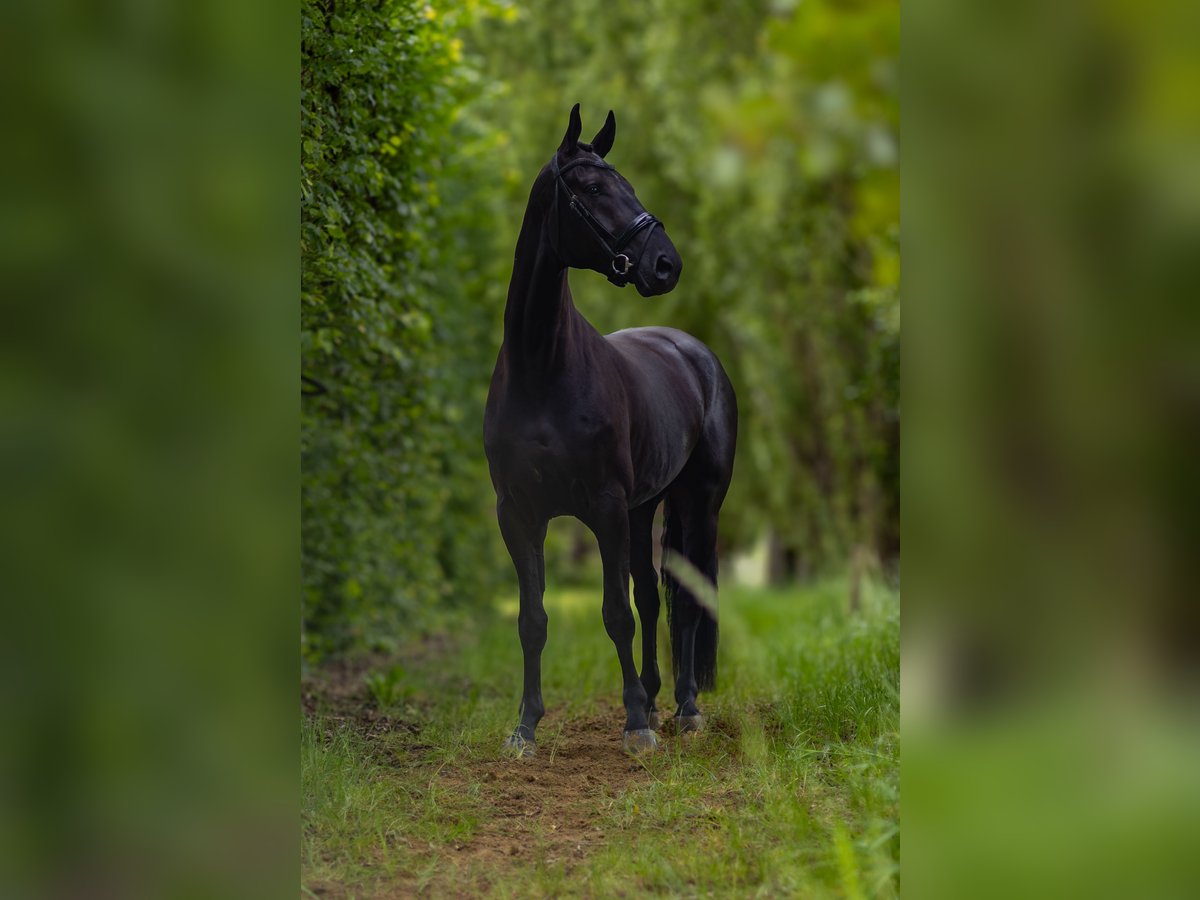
[673,714,705,734]
[623,728,659,755]
[647,710,662,731]
[502,734,536,758]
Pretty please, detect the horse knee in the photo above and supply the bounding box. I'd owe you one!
[601,602,635,643]
[517,608,548,651]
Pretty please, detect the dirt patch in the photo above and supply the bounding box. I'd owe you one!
[302,660,422,742]
[302,652,383,716]
[436,706,650,882]
[305,652,661,897]
[301,635,457,736]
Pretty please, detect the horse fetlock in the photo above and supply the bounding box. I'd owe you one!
[623,686,650,724]
[674,682,699,713]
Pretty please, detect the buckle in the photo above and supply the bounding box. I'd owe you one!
[612,254,632,275]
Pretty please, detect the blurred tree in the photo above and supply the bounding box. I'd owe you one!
[461,0,899,579]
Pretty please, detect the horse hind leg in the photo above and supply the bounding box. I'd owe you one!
[629,499,663,730]
[663,438,732,733]
[662,491,719,732]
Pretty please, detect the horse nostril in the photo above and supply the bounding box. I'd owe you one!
[655,254,675,279]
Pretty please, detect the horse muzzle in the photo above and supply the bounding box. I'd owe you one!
[633,245,682,296]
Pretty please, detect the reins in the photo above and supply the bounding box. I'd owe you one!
[550,155,662,285]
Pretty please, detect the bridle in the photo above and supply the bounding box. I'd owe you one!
[549,155,662,286]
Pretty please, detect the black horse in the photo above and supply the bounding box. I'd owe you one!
[484,105,737,755]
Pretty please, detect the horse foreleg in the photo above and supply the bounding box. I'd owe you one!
[590,497,655,753]
[498,500,548,757]
[629,501,662,730]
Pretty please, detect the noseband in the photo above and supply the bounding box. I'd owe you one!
[550,156,661,286]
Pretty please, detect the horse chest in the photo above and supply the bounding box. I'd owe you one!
[486,403,623,514]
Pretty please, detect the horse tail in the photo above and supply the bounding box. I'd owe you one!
[661,496,683,682]
[691,539,719,693]
[661,497,719,692]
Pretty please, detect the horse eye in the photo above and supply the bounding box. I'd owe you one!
[586,183,601,195]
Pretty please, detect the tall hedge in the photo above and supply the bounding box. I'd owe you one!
[300,0,499,659]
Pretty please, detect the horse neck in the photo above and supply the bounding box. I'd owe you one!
[501,187,583,379]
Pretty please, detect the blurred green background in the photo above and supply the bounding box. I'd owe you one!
[300,0,900,660]
[2,0,1197,895]
[904,0,1200,896]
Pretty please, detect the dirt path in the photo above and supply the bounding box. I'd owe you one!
[435,709,652,877]
[304,656,656,897]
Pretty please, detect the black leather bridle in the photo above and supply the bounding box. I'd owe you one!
[550,155,662,286]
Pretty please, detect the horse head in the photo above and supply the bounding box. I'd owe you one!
[545,103,682,297]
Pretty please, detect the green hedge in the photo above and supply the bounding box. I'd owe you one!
[300,0,500,660]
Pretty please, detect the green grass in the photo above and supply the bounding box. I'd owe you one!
[302,579,899,897]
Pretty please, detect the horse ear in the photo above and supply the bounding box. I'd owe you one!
[591,110,616,158]
[559,102,582,153]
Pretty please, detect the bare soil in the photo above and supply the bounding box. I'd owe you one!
[437,708,653,872]
[304,655,661,898]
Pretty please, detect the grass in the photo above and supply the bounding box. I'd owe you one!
[302,578,899,897]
